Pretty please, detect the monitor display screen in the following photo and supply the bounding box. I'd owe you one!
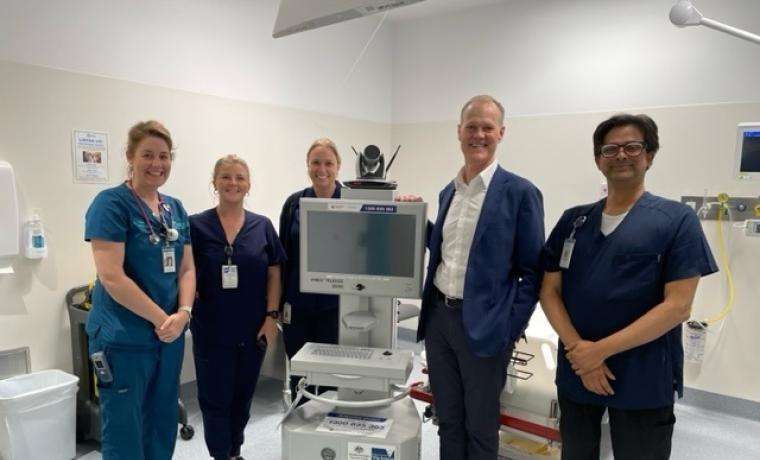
[739,130,760,173]
[306,211,416,278]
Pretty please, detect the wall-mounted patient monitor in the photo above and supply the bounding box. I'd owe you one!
[736,122,760,180]
[299,198,427,298]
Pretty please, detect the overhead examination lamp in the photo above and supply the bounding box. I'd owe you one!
[670,1,760,45]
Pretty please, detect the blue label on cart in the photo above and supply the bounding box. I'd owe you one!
[360,204,397,213]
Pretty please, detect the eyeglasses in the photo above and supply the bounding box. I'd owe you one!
[599,141,646,158]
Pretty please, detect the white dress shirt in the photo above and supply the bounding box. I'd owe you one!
[434,160,499,299]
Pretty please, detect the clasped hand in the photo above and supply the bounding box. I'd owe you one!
[566,340,610,375]
[566,340,616,396]
[155,311,189,342]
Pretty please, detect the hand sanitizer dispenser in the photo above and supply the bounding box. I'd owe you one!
[25,212,47,259]
[0,161,20,258]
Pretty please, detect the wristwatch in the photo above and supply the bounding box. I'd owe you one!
[178,306,193,319]
[265,310,281,320]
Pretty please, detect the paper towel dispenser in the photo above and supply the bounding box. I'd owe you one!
[0,161,20,257]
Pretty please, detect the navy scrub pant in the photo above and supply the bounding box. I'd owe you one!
[193,339,265,460]
[89,334,184,460]
[559,394,675,460]
[424,296,514,460]
[282,305,339,402]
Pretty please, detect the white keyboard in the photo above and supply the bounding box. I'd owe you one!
[310,345,374,360]
[290,342,413,386]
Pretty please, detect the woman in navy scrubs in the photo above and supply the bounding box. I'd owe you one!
[279,138,342,401]
[190,154,285,460]
[85,121,195,460]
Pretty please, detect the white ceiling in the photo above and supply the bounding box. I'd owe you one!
[387,0,507,22]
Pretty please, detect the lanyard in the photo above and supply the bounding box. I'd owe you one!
[224,244,234,265]
[560,215,587,270]
[568,215,587,241]
[126,181,174,245]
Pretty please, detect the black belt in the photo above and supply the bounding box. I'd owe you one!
[435,287,463,309]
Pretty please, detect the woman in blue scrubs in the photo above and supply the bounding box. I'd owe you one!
[85,121,195,460]
[190,155,285,460]
[279,138,342,402]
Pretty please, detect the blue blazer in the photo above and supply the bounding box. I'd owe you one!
[417,166,545,357]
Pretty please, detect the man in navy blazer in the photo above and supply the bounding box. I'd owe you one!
[418,95,544,460]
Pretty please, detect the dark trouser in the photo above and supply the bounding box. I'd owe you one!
[193,339,265,460]
[424,297,513,460]
[282,305,339,403]
[559,394,675,460]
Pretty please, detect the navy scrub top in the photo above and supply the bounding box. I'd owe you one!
[190,208,286,347]
[283,186,341,313]
[544,192,718,410]
[84,182,191,345]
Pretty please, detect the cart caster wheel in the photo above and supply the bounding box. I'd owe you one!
[180,424,195,440]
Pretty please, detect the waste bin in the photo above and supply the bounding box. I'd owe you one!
[0,369,79,460]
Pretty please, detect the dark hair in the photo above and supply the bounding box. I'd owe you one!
[592,114,659,156]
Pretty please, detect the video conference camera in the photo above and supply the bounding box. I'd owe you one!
[345,144,401,190]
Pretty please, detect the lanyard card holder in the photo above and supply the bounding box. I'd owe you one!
[559,239,575,269]
[222,265,238,289]
[222,244,238,289]
[162,245,176,273]
[559,215,587,269]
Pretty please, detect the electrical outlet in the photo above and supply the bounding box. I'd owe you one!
[746,219,760,237]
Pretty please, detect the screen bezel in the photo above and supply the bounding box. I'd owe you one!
[735,122,760,181]
[299,198,427,299]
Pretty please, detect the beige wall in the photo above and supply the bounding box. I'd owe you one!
[0,60,390,382]
[392,102,760,403]
[1,59,758,403]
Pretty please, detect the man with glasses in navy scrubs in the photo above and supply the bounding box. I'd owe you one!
[541,114,718,460]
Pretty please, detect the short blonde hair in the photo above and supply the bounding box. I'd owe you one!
[212,154,250,183]
[306,138,341,165]
[460,95,505,125]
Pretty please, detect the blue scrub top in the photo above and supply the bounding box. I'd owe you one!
[544,192,717,409]
[283,186,341,313]
[190,208,286,347]
[84,182,191,345]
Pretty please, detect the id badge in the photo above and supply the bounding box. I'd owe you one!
[162,246,176,273]
[283,302,292,325]
[559,238,575,269]
[222,265,238,289]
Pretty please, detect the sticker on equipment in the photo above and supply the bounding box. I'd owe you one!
[347,442,397,460]
[316,412,393,439]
